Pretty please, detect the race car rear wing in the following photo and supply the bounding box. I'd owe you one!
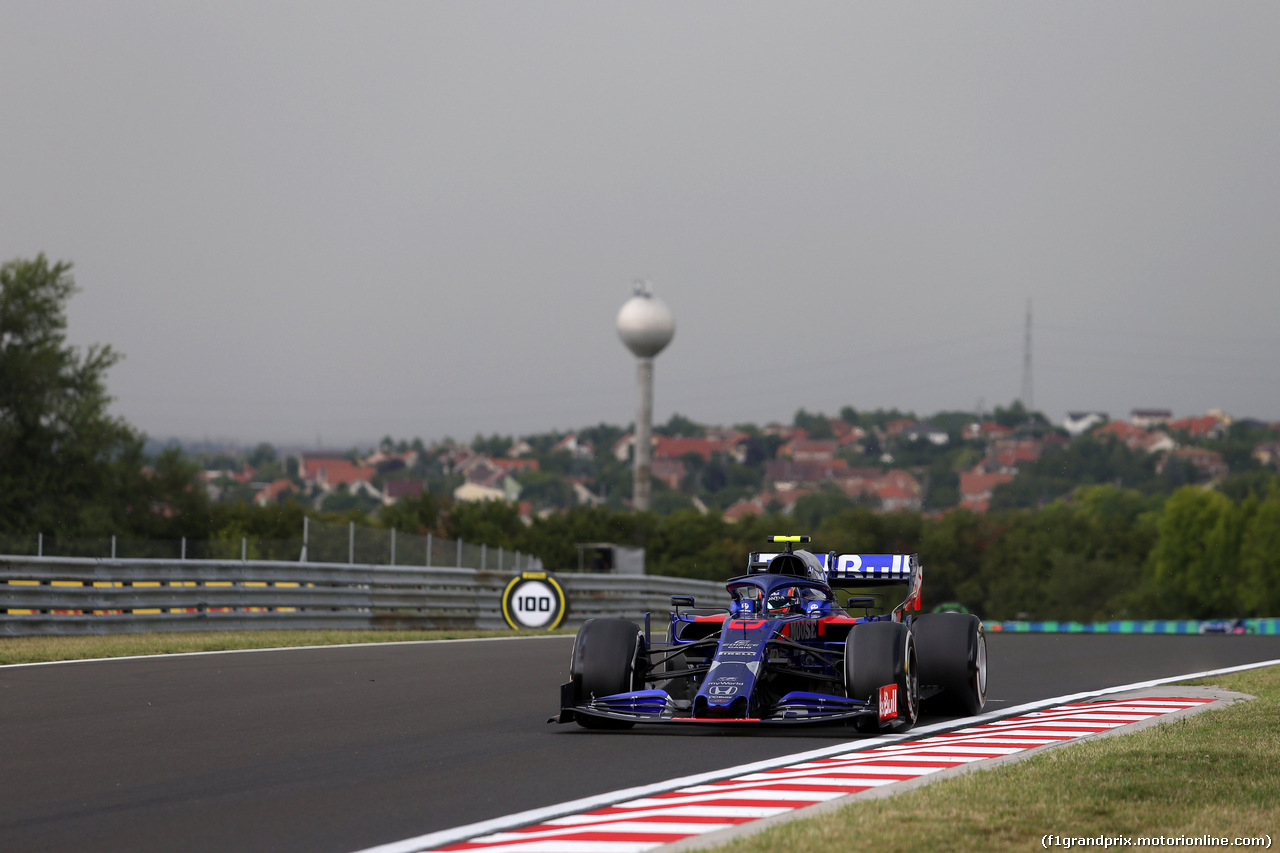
[748,551,920,583]
[745,548,923,615]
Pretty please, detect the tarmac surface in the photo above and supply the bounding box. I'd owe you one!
[2,632,1278,853]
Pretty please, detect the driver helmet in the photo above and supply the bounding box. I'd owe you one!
[767,586,799,615]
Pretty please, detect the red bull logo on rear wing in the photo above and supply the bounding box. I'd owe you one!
[828,553,919,582]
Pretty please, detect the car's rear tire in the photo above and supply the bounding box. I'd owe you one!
[569,618,644,730]
[914,612,987,717]
[844,620,918,733]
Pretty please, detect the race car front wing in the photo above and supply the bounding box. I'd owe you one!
[550,683,878,726]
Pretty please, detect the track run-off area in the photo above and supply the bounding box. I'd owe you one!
[2,633,1279,853]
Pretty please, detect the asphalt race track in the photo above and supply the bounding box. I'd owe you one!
[2,633,1279,853]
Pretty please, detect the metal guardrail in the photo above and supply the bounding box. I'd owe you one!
[0,556,728,637]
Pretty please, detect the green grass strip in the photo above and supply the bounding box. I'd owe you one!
[0,629,570,665]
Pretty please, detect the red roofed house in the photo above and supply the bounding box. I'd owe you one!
[382,480,426,505]
[1158,447,1229,482]
[652,436,721,462]
[299,455,378,491]
[959,469,1015,513]
[552,434,596,460]
[983,438,1044,474]
[841,469,923,512]
[650,458,688,490]
[1168,414,1228,439]
[1095,421,1176,454]
[492,457,540,475]
[883,419,917,439]
[722,497,767,523]
[254,479,298,507]
[962,422,1014,441]
[778,439,839,462]
[722,489,813,522]
[704,428,751,463]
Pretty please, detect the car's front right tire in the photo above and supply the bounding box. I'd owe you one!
[844,620,918,733]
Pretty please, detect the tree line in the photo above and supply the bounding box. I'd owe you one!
[433,479,1280,620]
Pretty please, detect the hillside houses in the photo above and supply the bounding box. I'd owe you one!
[612,431,749,464]
[211,404,1267,523]
[1094,421,1177,454]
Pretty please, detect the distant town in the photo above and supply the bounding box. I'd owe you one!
[176,402,1280,521]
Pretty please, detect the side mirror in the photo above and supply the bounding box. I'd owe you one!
[846,595,877,615]
[671,595,695,613]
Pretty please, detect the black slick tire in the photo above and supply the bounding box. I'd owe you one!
[913,612,987,717]
[569,617,644,730]
[844,620,919,733]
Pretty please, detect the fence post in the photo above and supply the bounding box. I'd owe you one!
[111,535,116,559]
[391,528,396,566]
[38,532,43,558]
[498,546,503,571]
[426,533,432,567]
[181,537,186,560]
[302,516,310,562]
[349,521,355,565]
[456,538,462,567]
[242,537,247,562]
[481,543,486,571]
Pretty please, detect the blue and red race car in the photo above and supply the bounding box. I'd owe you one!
[552,535,987,731]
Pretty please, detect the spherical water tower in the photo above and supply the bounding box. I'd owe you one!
[616,281,675,511]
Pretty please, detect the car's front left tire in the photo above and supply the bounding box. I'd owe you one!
[569,617,644,729]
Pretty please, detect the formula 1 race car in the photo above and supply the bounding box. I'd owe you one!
[1198,618,1252,635]
[551,536,987,731]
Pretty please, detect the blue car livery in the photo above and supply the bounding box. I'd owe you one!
[552,535,988,731]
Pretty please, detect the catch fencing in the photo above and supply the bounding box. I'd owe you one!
[0,518,538,573]
[0,555,728,637]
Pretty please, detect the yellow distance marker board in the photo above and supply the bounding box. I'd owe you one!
[501,571,568,630]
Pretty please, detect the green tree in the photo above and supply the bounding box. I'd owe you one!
[655,412,705,438]
[379,492,442,534]
[471,433,513,457]
[792,408,834,439]
[0,255,179,535]
[517,469,573,510]
[1146,487,1236,617]
[248,442,278,468]
[445,499,523,548]
[1238,487,1280,616]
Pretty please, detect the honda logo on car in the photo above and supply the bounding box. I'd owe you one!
[708,683,739,696]
[878,683,898,721]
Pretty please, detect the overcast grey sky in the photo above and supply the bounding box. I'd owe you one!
[3,2,1277,447]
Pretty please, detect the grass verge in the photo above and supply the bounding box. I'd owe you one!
[710,665,1280,853]
[0,629,568,665]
